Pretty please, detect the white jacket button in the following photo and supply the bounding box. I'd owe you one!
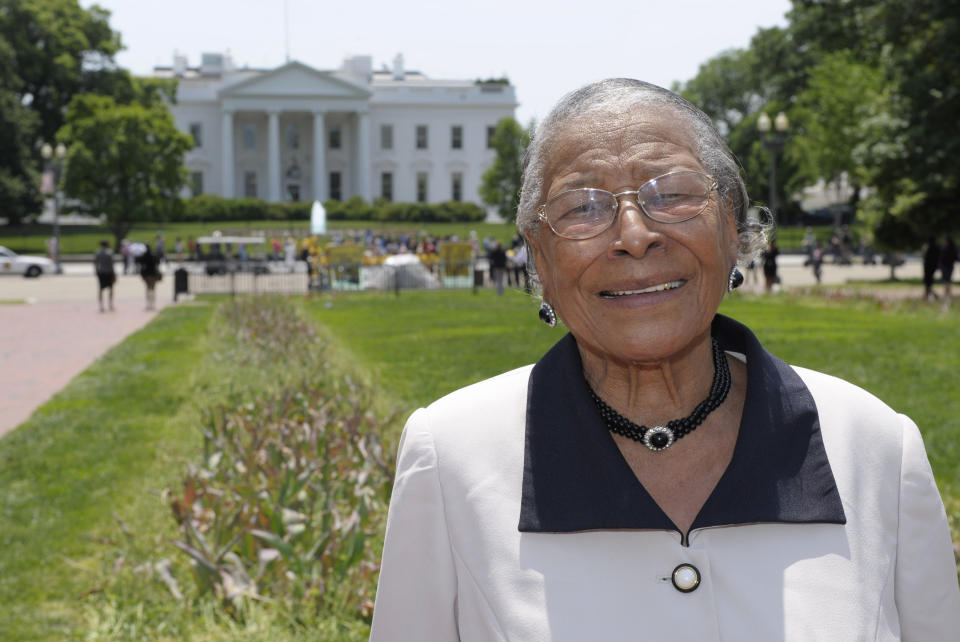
[672,564,701,593]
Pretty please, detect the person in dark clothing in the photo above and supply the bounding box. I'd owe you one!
[137,244,161,310]
[939,236,957,300]
[488,242,508,295]
[94,240,116,312]
[811,241,824,285]
[922,236,941,301]
[762,240,779,293]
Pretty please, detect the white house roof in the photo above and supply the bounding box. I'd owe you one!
[218,61,372,99]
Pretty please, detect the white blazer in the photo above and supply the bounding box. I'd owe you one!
[370,316,960,641]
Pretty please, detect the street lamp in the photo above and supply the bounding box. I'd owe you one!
[757,111,789,226]
[41,142,67,274]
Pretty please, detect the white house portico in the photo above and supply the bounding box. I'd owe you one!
[158,53,517,207]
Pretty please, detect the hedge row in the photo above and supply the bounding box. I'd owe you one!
[173,195,485,224]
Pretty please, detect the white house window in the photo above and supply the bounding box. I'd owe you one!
[189,122,203,148]
[242,123,256,150]
[451,125,463,150]
[190,171,204,196]
[416,172,428,202]
[451,172,463,202]
[286,124,299,149]
[329,125,342,150]
[381,172,393,201]
[244,171,257,198]
[329,171,342,200]
[416,125,428,150]
[486,125,496,149]
[380,124,393,150]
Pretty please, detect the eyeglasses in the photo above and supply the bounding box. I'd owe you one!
[537,170,719,240]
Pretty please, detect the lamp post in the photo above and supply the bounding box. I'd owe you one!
[41,142,67,274]
[757,111,789,226]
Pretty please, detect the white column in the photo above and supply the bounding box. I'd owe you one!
[354,109,371,201]
[312,110,326,201]
[221,110,234,197]
[267,110,281,202]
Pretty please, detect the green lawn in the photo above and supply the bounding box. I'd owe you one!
[0,304,216,640]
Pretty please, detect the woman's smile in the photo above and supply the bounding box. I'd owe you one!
[598,279,687,298]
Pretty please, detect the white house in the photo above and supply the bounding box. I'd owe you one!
[153,53,518,207]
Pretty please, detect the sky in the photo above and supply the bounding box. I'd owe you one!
[82,0,792,125]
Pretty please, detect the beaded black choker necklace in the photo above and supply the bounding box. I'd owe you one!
[588,338,731,452]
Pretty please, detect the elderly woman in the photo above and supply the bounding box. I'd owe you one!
[369,79,960,640]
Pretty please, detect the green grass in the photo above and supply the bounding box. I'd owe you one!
[0,220,522,256]
[0,304,216,640]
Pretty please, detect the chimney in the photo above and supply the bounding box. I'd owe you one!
[173,51,187,77]
[392,53,405,81]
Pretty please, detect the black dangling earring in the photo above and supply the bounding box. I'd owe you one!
[539,301,557,327]
[727,266,744,292]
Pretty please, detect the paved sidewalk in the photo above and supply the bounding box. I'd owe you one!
[0,272,173,437]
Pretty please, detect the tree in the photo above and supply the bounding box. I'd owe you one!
[58,92,192,246]
[0,32,41,224]
[788,52,886,197]
[480,117,530,222]
[786,0,960,245]
[0,0,124,225]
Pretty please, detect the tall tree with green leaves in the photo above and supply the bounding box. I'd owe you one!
[480,117,530,222]
[0,32,41,224]
[0,0,125,225]
[789,52,886,195]
[58,91,192,246]
[787,0,960,245]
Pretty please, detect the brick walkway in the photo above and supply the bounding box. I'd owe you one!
[0,273,170,437]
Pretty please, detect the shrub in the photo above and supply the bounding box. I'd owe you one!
[164,298,396,624]
[178,196,311,223]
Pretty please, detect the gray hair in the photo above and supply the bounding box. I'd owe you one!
[518,78,768,265]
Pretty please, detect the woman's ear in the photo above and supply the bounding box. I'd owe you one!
[524,230,555,301]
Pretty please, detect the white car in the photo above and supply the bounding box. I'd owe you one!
[0,245,56,277]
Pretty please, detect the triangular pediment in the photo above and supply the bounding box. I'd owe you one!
[220,61,371,99]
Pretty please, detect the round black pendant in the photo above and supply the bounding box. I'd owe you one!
[643,426,675,451]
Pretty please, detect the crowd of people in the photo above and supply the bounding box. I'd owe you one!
[91,225,957,307]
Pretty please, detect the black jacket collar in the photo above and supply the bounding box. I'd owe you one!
[518,314,846,535]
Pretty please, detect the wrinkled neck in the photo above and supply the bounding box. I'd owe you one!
[578,330,716,426]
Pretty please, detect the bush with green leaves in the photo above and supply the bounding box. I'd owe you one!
[164,297,396,624]
[175,194,485,224]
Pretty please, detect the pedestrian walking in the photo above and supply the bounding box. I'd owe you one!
[94,240,116,312]
[922,236,941,301]
[762,239,780,293]
[488,242,508,296]
[939,236,957,300]
[137,244,161,311]
[811,241,824,284]
[121,238,132,274]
